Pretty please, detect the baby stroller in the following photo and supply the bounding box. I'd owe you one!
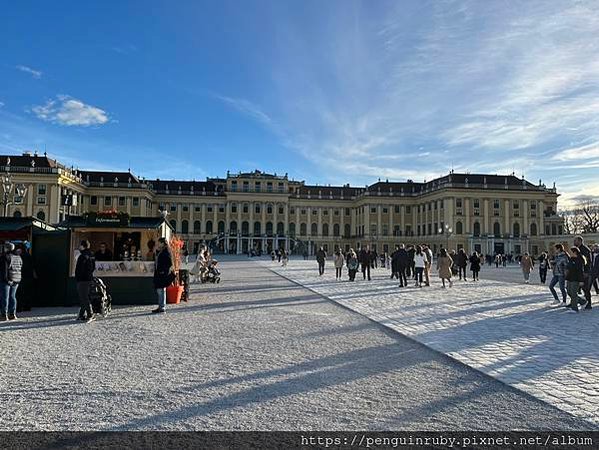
[204,261,221,284]
[89,277,112,317]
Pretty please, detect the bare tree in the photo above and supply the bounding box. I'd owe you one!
[579,199,599,233]
[563,198,599,234]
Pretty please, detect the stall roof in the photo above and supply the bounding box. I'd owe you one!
[0,217,59,232]
[58,216,170,230]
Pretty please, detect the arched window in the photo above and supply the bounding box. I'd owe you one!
[13,210,22,218]
[181,220,189,234]
[266,204,273,214]
[473,221,481,237]
[194,220,201,234]
[254,221,261,236]
[530,223,537,236]
[322,223,329,236]
[513,222,520,237]
[205,220,213,234]
[169,219,177,231]
[344,224,351,238]
[242,221,249,235]
[36,211,46,221]
[218,221,225,234]
[300,223,307,236]
[289,223,296,236]
[493,222,501,237]
[455,221,463,235]
[230,221,238,233]
[277,222,284,235]
[333,223,340,236]
[266,222,273,235]
[311,223,318,235]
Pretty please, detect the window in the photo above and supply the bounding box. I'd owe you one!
[206,220,213,234]
[322,223,329,236]
[218,221,225,234]
[91,196,97,205]
[394,205,400,213]
[255,181,261,192]
[195,206,201,212]
[473,199,480,208]
[255,203,261,214]
[344,224,351,238]
[104,197,112,206]
[323,209,328,216]
[434,202,438,210]
[382,224,388,236]
[300,223,307,235]
[13,210,22,218]
[119,197,126,206]
[277,222,284,235]
[183,205,189,212]
[456,199,462,208]
[289,223,296,236]
[301,209,307,215]
[345,208,350,216]
[290,207,295,214]
[266,222,274,235]
[133,197,139,207]
[38,184,47,195]
[405,206,411,214]
[194,221,201,234]
[243,203,249,213]
[493,222,501,237]
[254,222,261,235]
[267,204,273,214]
[37,197,47,205]
[493,199,500,209]
[169,219,177,231]
[530,223,538,236]
[170,204,177,212]
[382,207,388,214]
[218,204,225,213]
[278,206,284,215]
[513,222,520,237]
[312,209,317,216]
[333,223,340,236]
[311,223,318,235]
[181,220,189,234]
[456,221,463,235]
[231,181,237,192]
[334,209,339,216]
[278,182,284,192]
[371,207,377,214]
[231,203,237,213]
[428,203,432,211]
[242,221,249,235]
[267,182,273,192]
[243,181,249,192]
[36,210,46,221]
[473,222,481,237]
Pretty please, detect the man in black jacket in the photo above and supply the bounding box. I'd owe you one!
[315,247,327,276]
[390,245,400,279]
[397,244,410,287]
[75,240,96,322]
[574,235,592,310]
[359,246,372,281]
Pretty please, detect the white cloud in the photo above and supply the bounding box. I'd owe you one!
[551,142,599,162]
[16,65,42,79]
[214,94,273,127]
[31,95,109,126]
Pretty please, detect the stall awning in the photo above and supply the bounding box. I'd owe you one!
[0,217,58,232]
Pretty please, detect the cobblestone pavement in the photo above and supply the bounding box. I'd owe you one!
[268,259,599,427]
[0,259,592,430]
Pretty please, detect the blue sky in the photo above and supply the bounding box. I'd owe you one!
[1,0,599,206]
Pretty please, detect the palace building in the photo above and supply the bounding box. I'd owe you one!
[1,152,565,256]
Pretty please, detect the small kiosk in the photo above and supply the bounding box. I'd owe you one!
[0,217,66,309]
[59,212,173,305]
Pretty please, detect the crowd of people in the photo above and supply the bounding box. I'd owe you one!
[301,236,599,313]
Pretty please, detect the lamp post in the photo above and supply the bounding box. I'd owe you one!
[438,223,453,250]
[1,160,28,217]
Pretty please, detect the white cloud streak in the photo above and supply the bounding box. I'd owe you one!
[16,65,42,79]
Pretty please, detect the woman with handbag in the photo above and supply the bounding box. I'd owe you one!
[152,238,174,314]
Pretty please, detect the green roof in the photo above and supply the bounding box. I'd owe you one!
[0,217,58,232]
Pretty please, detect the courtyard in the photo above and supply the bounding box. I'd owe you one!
[0,258,595,430]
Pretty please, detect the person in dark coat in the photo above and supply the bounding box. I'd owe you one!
[152,237,174,314]
[574,235,592,310]
[469,251,481,281]
[75,240,96,322]
[456,249,468,281]
[315,247,327,276]
[390,246,400,280]
[406,245,415,278]
[359,246,372,281]
[397,244,410,287]
[566,246,586,313]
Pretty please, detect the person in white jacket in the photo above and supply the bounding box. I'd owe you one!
[334,250,344,280]
[413,245,427,288]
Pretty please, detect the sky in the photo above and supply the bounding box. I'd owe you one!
[1,0,599,207]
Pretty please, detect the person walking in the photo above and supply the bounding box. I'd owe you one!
[359,246,372,281]
[574,235,592,310]
[413,245,426,288]
[334,249,344,280]
[390,245,400,280]
[589,244,599,295]
[346,249,359,281]
[316,246,327,276]
[397,244,409,288]
[469,251,481,281]
[520,252,534,284]
[0,243,22,321]
[74,240,96,323]
[566,246,587,313]
[456,248,468,281]
[423,244,433,286]
[437,248,453,288]
[281,249,288,267]
[406,245,415,279]
[549,244,568,305]
[538,252,549,284]
[152,237,174,314]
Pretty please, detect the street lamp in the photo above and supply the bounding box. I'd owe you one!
[0,160,28,217]
[438,223,453,250]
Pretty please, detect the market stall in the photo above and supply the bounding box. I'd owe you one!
[0,217,65,309]
[59,212,174,305]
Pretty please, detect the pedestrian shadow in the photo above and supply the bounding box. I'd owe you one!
[0,316,81,332]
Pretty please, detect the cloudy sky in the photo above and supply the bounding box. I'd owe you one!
[1,0,598,206]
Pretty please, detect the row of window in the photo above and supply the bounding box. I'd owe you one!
[230,180,286,193]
